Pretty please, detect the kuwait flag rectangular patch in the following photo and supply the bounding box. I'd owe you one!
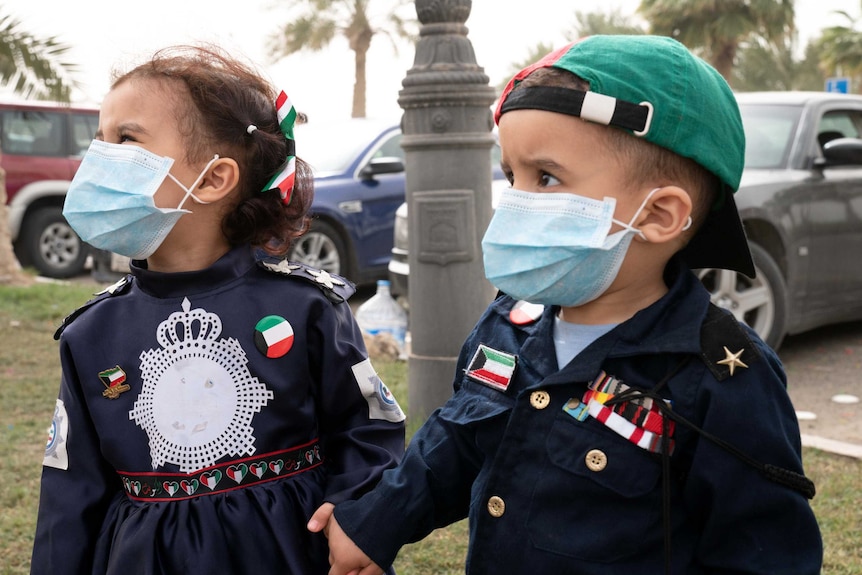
[466,344,517,391]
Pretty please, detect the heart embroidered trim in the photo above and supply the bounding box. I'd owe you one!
[118,439,323,501]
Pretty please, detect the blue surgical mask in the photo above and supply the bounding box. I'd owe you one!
[482,188,661,307]
[63,140,218,259]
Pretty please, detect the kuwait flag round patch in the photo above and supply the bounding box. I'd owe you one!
[254,315,294,358]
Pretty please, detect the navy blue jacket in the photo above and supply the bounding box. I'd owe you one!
[335,257,822,574]
[32,246,405,575]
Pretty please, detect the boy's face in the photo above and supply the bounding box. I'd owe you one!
[498,108,647,227]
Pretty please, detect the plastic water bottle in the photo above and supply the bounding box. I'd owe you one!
[355,280,409,354]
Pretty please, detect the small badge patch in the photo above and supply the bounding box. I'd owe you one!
[99,365,130,399]
[254,315,295,358]
[509,300,544,325]
[466,344,517,391]
[351,358,406,422]
[43,399,69,470]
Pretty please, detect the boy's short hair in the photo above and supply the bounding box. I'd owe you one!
[495,35,754,278]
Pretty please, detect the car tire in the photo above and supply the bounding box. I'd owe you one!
[18,206,88,278]
[288,220,351,279]
[695,242,788,350]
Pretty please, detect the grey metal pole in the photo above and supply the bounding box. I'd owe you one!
[398,0,497,419]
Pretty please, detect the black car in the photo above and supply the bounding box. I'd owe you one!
[390,91,862,350]
[701,91,862,349]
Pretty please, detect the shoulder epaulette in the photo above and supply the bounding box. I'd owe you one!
[699,303,762,381]
[54,275,133,340]
[258,258,356,304]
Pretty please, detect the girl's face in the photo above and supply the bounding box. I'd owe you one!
[96,78,208,210]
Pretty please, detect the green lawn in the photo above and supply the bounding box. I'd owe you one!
[1,281,859,574]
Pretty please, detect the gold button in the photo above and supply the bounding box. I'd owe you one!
[487,495,506,517]
[530,390,550,409]
[585,449,608,472]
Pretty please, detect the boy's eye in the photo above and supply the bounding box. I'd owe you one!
[118,133,137,144]
[539,172,561,187]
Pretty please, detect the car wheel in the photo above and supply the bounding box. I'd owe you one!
[18,206,88,278]
[288,220,350,278]
[696,242,788,350]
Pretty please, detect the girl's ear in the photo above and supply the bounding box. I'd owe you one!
[196,157,240,203]
[635,186,693,244]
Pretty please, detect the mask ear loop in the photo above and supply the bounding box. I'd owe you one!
[611,187,661,239]
[170,154,220,210]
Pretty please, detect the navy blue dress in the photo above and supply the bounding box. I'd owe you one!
[32,246,405,575]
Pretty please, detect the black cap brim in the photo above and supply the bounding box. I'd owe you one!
[679,188,756,279]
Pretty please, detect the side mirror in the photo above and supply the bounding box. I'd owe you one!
[359,157,404,180]
[815,137,862,168]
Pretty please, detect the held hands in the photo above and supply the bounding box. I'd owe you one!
[308,503,384,575]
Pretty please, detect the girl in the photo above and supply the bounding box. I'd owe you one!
[31,45,405,575]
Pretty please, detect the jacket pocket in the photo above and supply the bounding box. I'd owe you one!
[526,411,664,562]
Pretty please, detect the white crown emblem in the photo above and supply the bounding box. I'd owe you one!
[131,298,273,472]
[156,297,222,351]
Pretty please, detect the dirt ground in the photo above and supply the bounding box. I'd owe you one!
[779,321,862,447]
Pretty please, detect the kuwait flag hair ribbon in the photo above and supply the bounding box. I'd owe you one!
[263,90,297,205]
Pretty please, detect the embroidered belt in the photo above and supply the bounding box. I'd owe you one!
[118,439,323,501]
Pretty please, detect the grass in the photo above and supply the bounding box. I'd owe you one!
[1,280,860,574]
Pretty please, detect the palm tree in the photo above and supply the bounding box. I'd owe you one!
[267,0,415,118]
[497,10,646,94]
[638,0,795,85]
[816,4,862,91]
[0,10,78,284]
[732,35,825,91]
[0,12,78,101]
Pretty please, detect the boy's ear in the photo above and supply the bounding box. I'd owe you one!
[635,186,692,244]
[196,157,240,203]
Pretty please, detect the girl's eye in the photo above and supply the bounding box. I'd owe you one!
[118,132,137,144]
[539,172,561,187]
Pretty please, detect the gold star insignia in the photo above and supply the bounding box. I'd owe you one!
[717,346,748,376]
[308,269,345,290]
[263,260,301,275]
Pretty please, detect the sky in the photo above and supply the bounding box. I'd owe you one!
[1,0,856,121]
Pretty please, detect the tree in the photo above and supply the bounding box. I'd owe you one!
[267,0,415,118]
[816,3,862,92]
[496,10,646,94]
[0,11,78,284]
[732,35,825,91]
[638,0,795,85]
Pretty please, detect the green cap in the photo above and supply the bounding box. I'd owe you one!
[496,35,754,277]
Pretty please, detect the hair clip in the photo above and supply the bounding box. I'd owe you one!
[261,91,297,205]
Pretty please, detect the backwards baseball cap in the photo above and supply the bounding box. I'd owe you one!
[495,35,754,278]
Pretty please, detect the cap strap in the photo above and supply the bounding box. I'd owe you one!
[262,90,297,205]
[500,86,653,136]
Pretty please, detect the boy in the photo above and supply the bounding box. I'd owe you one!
[310,35,822,574]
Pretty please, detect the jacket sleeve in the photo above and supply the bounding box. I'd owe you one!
[311,297,406,505]
[31,338,118,575]
[683,337,823,574]
[332,330,510,569]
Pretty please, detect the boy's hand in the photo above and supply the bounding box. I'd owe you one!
[308,506,383,575]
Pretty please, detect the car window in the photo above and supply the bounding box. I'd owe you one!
[71,112,99,156]
[739,103,801,169]
[1,110,65,157]
[373,132,404,160]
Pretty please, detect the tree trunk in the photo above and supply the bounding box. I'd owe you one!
[0,164,33,286]
[712,41,738,86]
[352,46,368,118]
